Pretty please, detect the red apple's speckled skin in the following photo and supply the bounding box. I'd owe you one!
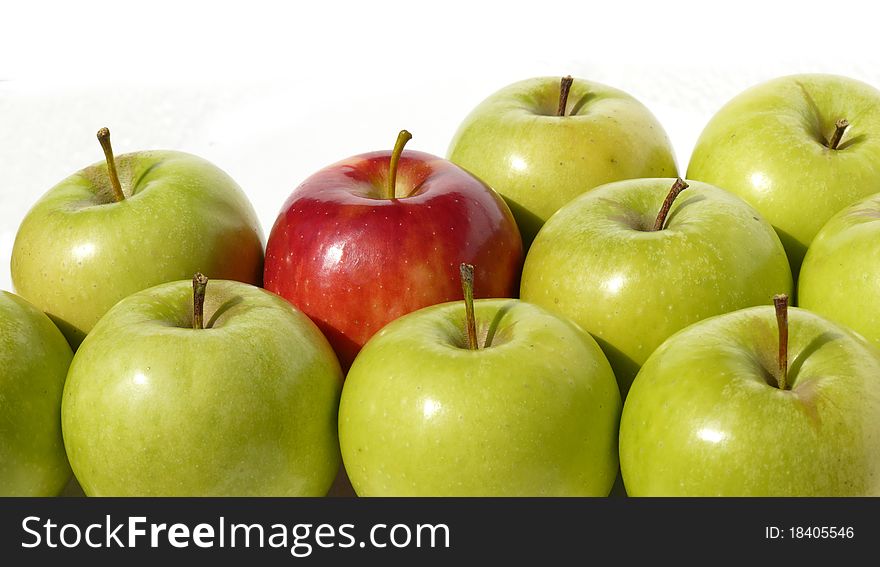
[264,150,523,370]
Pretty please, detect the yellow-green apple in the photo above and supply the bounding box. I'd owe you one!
[338,264,621,496]
[520,178,792,395]
[620,295,880,496]
[61,275,342,496]
[12,128,264,348]
[264,131,523,370]
[0,291,73,496]
[448,76,677,247]
[799,193,880,347]
[687,74,880,277]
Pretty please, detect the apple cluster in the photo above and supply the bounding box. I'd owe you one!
[2,73,880,497]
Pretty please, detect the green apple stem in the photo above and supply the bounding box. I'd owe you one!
[828,118,849,150]
[387,130,413,199]
[557,75,574,117]
[773,293,788,390]
[652,178,689,231]
[459,263,479,350]
[192,272,208,330]
[96,127,125,202]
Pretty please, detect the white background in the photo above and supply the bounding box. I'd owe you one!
[2,0,879,292]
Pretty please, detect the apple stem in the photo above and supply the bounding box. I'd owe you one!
[387,130,413,199]
[459,263,479,350]
[557,75,574,117]
[192,272,208,330]
[96,127,125,202]
[828,118,849,150]
[652,178,689,231]
[773,294,788,390]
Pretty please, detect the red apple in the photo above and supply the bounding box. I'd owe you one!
[264,131,523,369]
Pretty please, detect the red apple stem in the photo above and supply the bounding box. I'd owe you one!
[459,263,479,350]
[96,127,125,202]
[828,118,849,150]
[557,75,574,117]
[652,178,689,231]
[387,130,412,199]
[773,294,788,390]
[192,273,208,330]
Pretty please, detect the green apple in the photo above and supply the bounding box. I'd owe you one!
[520,178,792,395]
[448,76,677,247]
[11,128,264,348]
[687,73,880,277]
[799,193,880,347]
[62,276,343,496]
[620,297,880,496]
[0,291,73,496]
[339,265,621,496]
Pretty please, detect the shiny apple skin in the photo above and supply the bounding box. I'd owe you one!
[687,74,880,278]
[12,151,264,349]
[0,291,73,496]
[264,150,523,369]
[620,307,880,496]
[339,299,621,496]
[799,193,880,347]
[521,178,792,396]
[448,76,677,247]
[62,280,343,496]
